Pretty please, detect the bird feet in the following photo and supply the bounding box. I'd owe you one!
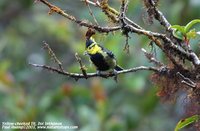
[113,69,118,82]
[96,70,118,82]
[96,70,101,76]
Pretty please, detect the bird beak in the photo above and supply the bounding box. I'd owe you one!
[83,51,88,56]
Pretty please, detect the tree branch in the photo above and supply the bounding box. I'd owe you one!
[82,0,143,29]
[43,41,64,71]
[30,63,160,79]
[176,72,197,88]
[144,0,172,32]
[39,0,120,33]
[75,53,88,78]
[141,48,164,67]
[84,0,99,25]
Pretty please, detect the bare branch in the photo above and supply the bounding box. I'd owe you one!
[144,0,172,32]
[99,0,119,23]
[30,63,160,79]
[141,48,164,67]
[81,0,100,7]
[82,0,143,29]
[43,41,64,71]
[39,0,120,33]
[176,72,197,88]
[75,53,88,78]
[181,81,196,88]
[123,35,130,54]
[153,7,172,31]
[120,0,130,54]
[160,36,200,66]
[84,0,99,25]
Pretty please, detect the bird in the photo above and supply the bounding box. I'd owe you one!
[85,37,123,74]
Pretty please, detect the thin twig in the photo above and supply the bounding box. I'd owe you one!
[81,0,100,7]
[100,0,119,23]
[75,53,88,78]
[83,0,142,29]
[181,81,196,89]
[123,35,130,54]
[119,0,127,26]
[43,41,64,71]
[141,48,164,67]
[84,0,99,25]
[119,0,130,54]
[148,0,172,32]
[39,0,120,33]
[176,72,196,88]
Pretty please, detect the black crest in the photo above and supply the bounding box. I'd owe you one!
[86,38,94,48]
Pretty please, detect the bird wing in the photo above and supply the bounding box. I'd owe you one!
[98,45,115,58]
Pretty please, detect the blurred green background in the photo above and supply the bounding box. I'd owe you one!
[0,0,200,130]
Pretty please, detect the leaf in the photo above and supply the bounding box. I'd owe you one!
[172,30,184,40]
[186,29,197,39]
[171,25,185,34]
[171,19,200,41]
[171,25,185,40]
[174,115,200,131]
[184,19,200,33]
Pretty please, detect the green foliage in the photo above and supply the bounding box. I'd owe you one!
[171,19,200,41]
[174,115,200,131]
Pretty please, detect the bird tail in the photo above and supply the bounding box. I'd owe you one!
[114,65,123,71]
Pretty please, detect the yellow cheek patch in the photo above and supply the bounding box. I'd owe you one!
[87,44,102,55]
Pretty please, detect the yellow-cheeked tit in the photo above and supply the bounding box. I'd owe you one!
[85,37,123,73]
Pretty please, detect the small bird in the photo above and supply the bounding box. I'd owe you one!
[85,37,123,74]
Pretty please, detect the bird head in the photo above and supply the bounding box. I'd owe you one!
[85,37,101,55]
[85,28,96,48]
[86,37,96,48]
